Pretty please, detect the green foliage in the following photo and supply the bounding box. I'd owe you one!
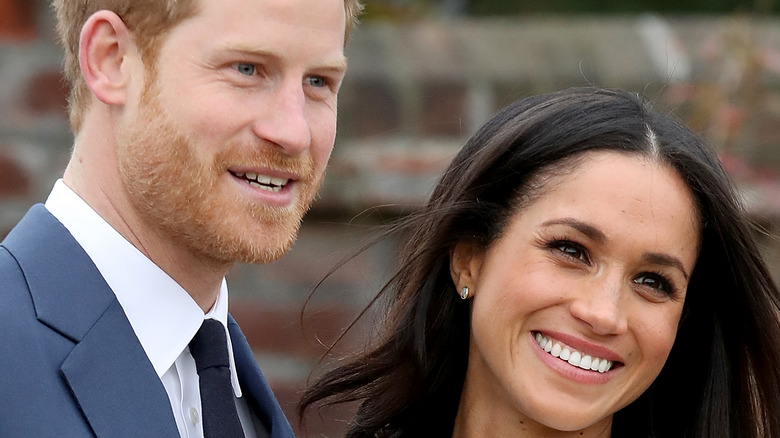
[467,0,776,15]
[357,0,778,19]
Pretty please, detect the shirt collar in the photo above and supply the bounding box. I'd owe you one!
[44,179,243,397]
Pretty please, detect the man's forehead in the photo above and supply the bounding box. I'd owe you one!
[191,0,346,29]
[173,0,347,46]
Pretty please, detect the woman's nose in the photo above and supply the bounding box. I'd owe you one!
[569,278,629,336]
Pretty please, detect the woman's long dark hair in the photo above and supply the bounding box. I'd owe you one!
[299,87,780,437]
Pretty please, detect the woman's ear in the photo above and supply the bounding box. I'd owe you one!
[78,10,135,106]
[450,242,484,294]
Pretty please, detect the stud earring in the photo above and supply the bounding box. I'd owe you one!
[459,286,470,300]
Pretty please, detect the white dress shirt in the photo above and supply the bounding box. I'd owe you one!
[44,179,258,438]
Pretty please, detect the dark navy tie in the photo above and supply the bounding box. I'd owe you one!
[189,319,246,438]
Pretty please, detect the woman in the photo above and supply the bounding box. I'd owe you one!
[299,87,780,437]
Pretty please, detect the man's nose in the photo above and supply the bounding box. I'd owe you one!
[251,81,311,155]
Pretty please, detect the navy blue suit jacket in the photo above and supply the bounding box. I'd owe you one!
[0,205,294,437]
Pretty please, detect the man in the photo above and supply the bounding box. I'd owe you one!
[0,0,362,436]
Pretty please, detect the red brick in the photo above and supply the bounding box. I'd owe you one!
[271,379,357,436]
[24,71,69,116]
[341,78,400,138]
[231,300,364,434]
[0,150,31,197]
[230,300,361,358]
[0,0,36,40]
[421,79,468,136]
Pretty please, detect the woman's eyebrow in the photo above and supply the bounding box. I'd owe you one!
[642,252,690,280]
[540,217,607,244]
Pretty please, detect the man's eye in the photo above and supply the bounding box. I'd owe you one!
[234,63,256,76]
[306,76,327,87]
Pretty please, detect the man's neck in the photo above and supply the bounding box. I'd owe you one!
[62,156,229,312]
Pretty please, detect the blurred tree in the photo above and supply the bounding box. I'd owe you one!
[358,0,776,19]
[466,0,776,15]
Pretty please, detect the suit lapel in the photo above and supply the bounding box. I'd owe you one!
[3,205,178,437]
[229,317,295,438]
[61,300,178,437]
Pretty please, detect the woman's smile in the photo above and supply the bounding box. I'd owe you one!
[533,332,617,374]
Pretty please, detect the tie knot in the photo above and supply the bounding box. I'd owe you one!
[189,319,230,372]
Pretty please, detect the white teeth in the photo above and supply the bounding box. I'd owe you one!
[248,180,282,193]
[235,171,290,190]
[567,351,581,367]
[256,175,288,187]
[534,332,614,374]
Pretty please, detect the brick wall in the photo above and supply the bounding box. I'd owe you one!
[0,0,36,40]
[2,9,780,436]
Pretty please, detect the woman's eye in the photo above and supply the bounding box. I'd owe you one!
[552,241,589,263]
[633,274,674,295]
[234,63,256,76]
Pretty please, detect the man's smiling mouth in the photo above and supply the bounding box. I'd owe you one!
[231,171,289,193]
[534,332,617,373]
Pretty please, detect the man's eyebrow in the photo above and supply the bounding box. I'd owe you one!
[541,217,607,244]
[642,252,690,281]
[313,56,348,73]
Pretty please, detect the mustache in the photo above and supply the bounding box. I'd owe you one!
[215,142,315,178]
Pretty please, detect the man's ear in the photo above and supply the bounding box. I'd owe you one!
[449,242,484,294]
[78,10,135,106]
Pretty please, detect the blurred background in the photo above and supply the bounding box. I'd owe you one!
[1,0,779,435]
